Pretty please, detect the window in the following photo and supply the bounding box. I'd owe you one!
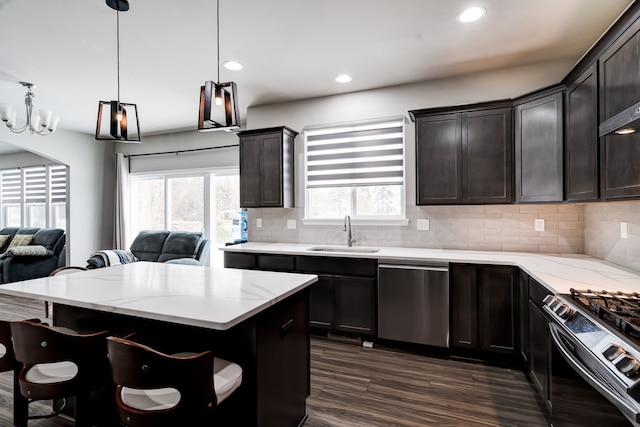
[0,165,67,229]
[304,117,405,221]
[130,170,239,267]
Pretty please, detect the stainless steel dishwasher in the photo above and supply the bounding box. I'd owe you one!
[378,261,449,347]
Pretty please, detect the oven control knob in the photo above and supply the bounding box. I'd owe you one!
[543,295,556,305]
[603,344,624,361]
[555,304,573,319]
[616,356,640,377]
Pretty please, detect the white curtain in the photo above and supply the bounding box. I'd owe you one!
[114,153,130,249]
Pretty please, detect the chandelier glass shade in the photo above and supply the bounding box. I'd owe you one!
[197,0,240,132]
[0,82,59,136]
[96,0,141,142]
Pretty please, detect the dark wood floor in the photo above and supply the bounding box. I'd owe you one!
[0,294,556,426]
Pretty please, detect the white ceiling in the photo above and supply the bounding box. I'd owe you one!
[0,0,634,140]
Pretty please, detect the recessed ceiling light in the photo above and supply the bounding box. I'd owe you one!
[458,6,486,23]
[335,74,352,83]
[223,60,243,71]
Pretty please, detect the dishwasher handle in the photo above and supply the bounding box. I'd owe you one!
[378,264,448,272]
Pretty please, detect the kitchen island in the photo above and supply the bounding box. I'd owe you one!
[0,261,318,426]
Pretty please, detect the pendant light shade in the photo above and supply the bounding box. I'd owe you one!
[96,0,141,142]
[197,0,240,132]
[198,81,240,131]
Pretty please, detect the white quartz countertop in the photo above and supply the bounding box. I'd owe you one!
[221,242,640,295]
[0,262,317,330]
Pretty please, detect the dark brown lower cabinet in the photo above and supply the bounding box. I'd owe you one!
[528,277,553,412]
[309,274,375,334]
[529,299,552,412]
[519,270,530,365]
[226,252,377,335]
[451,264,518,354]
[334,275,375,334]
[309,275,334,329]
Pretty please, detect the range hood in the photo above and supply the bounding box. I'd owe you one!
[599,101,640,137]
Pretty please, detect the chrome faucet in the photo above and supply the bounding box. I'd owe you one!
[344,215,355,247]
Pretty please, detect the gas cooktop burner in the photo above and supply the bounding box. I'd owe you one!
[570,289,640,338]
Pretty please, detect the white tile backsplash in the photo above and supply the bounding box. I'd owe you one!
[247,204,586,253]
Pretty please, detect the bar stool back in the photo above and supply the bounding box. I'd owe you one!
[107,336,243,427]
[10,320,110,427]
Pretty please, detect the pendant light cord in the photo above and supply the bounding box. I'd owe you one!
[116,8,121,104]
[216,0,220,84]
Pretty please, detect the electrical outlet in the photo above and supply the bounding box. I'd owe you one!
[621,221,628,239]
[256,218,262,228]
[417,219,430,231]
[534,219,545,232]
[287,219,296,230]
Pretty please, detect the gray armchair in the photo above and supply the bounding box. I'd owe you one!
[86,230,210,269]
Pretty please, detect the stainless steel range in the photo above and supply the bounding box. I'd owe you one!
[544,289,640,426]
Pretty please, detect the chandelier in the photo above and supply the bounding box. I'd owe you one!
[96,0,141,142]
[0,82,60,136]
[197,0,240,132]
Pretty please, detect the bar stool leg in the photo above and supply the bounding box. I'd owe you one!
[13,368,28,427]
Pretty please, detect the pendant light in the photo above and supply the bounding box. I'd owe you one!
[198,0,240,132]
[96,0,141,142]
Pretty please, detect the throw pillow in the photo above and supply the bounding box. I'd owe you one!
[8,234,34,249]
[0,245,50,259]
[0,234,10,249]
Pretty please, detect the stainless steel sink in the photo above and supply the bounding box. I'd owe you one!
[306,246,380,254]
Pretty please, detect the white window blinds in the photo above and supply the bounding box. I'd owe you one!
[305,118,404,188]
[1,169,21,204]
[49,165,67,203]
[25,166,47,204]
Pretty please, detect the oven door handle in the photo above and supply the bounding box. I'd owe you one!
[549,323,640,423]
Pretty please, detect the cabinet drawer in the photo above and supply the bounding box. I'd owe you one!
[529,278,551,310]
[257,254,295,271]
[295,256,376,277]
[224,252,256,269]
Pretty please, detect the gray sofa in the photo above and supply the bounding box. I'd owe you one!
[0,227,66,284]
[86,230,210,269]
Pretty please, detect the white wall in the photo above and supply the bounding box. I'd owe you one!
[0,128,114,265]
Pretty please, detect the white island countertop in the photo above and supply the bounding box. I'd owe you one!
[0,261,318,330]
[221,242,640,295]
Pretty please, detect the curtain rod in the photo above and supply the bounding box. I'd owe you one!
[124,143,239,158]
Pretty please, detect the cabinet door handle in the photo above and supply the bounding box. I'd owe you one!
[281,318,294,335]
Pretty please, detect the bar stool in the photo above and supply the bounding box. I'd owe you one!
[107,335,243,427]
[10,319,110,427]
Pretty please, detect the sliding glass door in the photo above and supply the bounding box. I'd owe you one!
[130,170,239,267]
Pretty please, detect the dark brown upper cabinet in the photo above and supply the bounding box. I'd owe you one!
[514,89,564,203]
[565,63,599,201]
[599,17,640,200]
[237,126,298,208]
[410,102,513,205]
